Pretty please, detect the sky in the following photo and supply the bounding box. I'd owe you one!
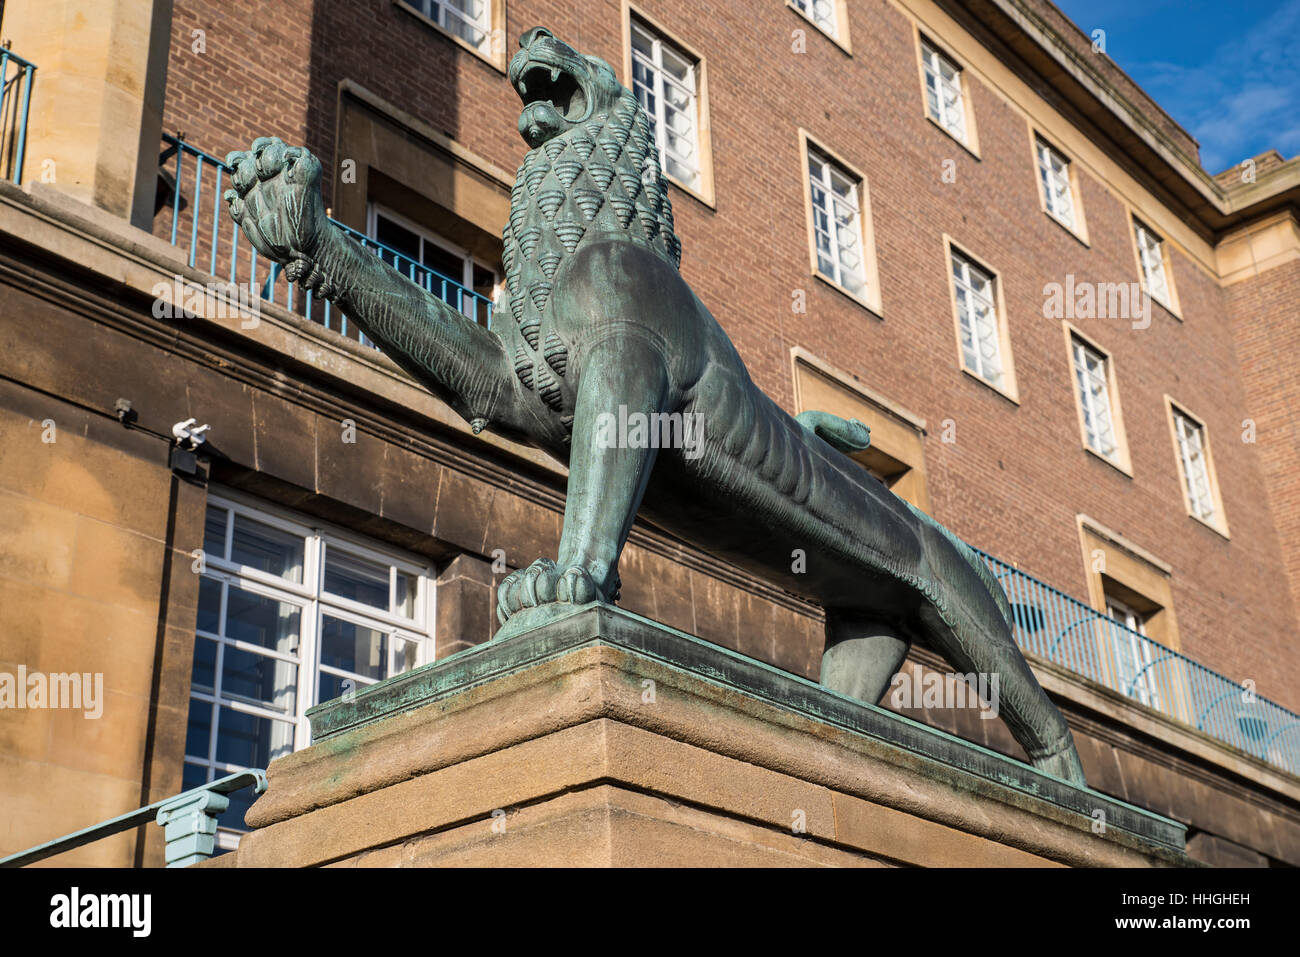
[1054,0,1300,173]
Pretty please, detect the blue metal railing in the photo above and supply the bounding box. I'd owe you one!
[979,548,1300,777]
[157,133,494,341]
[0,769,267,868]
[0,47,36,184]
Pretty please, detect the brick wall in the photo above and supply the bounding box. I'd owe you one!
[1226,260,1300,631]
[158,0,1300,710]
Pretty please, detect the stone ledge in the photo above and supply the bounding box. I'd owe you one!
[226,605,1187,867]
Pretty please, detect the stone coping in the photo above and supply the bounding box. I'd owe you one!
[307,603,1186,852]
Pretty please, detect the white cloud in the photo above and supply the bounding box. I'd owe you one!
[1125,1,1300,172]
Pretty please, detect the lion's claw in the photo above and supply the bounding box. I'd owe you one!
[496,558,612,624]
[555,565,598,604]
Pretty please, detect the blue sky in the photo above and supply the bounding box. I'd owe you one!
[1055,0,1300,173]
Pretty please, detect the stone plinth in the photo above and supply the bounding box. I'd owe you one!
[211,605,1187,867]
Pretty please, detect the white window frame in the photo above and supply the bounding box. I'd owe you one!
[805,143,870,302]
[1071,338,1118,460]
[416,0,493,53]
[1169,404,1224,531]
[1134,218,1172,310]
[790,0,840,40]
[1036,136,1076,231]
[186,491,437,847]
[1063,325,1131,474]
[369,203,500,325]
[921,38,968,144]
[949,247,1006,392]
[630,19,703,193]
[1104,596,1161,710]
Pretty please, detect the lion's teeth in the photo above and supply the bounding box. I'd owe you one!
[550,66,560,83]
[519,78,528,96]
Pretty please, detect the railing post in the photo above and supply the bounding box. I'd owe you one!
[15,62,32,185]
[155,789,230,868]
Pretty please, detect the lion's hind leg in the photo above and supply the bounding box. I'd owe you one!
[820,611,911,705]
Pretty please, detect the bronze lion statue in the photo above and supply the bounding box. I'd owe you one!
[222,26,1085,785]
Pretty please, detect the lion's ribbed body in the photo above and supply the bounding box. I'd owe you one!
[499,88,682,426]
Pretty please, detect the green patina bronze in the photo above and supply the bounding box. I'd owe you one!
[223,27,1086,785]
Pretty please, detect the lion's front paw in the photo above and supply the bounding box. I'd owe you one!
[223,137,333,292]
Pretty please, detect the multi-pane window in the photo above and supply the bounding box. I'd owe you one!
[1105,597,1161,709]
[1071,338,1119,461]
[1134,219,1170,307]
[1036,137,1075,230]
[792,0,839,38]
[921,39,966,142]
[370,206,498,326]
[416,0,493,52]
[631,22,702,191]
[1172,408,1217,524]
[950,250,1003,387]
[186,495,434,848]
[807,147,867,297]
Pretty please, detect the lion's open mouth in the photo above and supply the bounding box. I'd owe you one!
[514,60,588,123]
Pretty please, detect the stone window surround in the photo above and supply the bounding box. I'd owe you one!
[797,128,883,316]
[1164,395,1231,539]
[790,346,931,513]
[1074,514,1190,719]
[786,0,854,54]
[943,235,1018,404]
[1130,214,1182,319]
[1031,128,1090,245]
[1062,321,1134,477]
[915,29,981,158]
[393,0,510,73]
[330,80,513,272]
[621,2,717,208]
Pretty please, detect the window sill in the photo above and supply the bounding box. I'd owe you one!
[1044,208,1090,248]
[666,172,716,211]
[786,2,853,56]
[394,0,508,74]
[1141,284,1182,322]
[813,269,883,319]
[1083,443,1133,478]
[959,366,1018,405]
[925,114,980,160]
[1188,511,1231,541]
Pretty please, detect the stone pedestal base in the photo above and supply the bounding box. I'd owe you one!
[210,605,1187,867]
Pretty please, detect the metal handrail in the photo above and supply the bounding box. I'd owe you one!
[0,47,37,184]
[157,134,495,341]
[0,769,267,868]
[977,548,1300,777]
